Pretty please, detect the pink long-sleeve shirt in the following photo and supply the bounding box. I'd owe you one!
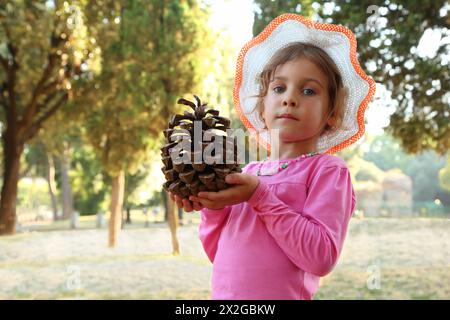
[198,154,356,300]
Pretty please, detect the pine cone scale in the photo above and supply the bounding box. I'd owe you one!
[161,95,241,198]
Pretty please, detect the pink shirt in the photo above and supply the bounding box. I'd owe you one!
[198,154,356,300]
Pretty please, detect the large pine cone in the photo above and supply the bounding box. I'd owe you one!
[161,95,241,199]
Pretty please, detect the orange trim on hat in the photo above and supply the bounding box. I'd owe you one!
[233,13,376,154]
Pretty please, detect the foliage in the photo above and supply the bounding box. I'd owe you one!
[319,1,449,155]
[403,150,448,202]
[253,0,315,35]
[362,133,414,171]
[340,131,449,208]
[83,0,213,177]
[354,158,385,184]
[0,0,97,137]
[17,177,51,209]
[124,164,152,209]
[69,144,110,215]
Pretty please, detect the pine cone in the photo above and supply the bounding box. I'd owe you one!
[161,95,241,199]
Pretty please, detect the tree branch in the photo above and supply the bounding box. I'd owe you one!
[19,163,32,179]
[35,89,60,116]
[21,92,68,144]
[0,81,7,112]
[21,32,64,130]
[0,55,7,71]
[0,20,16,67]
[1,20,18,127]
[41,79,60,95]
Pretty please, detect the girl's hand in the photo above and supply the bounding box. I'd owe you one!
[168,192,204,212]
[189,173,259,210]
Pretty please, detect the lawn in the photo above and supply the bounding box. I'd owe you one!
[0,216,449,299]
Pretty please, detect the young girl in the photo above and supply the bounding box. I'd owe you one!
[169,14,375,299]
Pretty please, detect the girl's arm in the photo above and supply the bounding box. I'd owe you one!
[248,165,355,277]
[198,206,232,263]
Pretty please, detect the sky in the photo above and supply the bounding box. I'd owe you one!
[208,0,255,48]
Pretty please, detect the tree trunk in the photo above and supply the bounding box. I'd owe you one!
[0,140,22,235]
[46,153,59,221]
[109,171,125,248]
[60,149,73,220]
[162,190,168,220]
[178,207,183,225]
[126,207,131,224]
[166,193,180,255]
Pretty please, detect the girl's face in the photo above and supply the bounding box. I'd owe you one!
[263,57,332,144]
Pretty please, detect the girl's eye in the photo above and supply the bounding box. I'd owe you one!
[302,88,315,96]
[273,86,285,93]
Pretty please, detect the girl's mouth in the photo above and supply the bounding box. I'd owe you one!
[276,113,298,120]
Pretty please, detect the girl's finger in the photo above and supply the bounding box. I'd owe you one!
[190,196,224,210]
[198,198,217,209]
[224,173,246,185]
[197,192,217,200]
[182,198,194,212]
[174,195,183,209]
[192,201,204,211]
[190,196,212,207]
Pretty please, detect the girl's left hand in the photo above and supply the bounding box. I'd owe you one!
[189,173,259,210]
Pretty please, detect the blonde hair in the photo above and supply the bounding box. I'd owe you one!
[255,42,347,134]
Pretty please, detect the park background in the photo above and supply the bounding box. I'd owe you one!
[0,0,449,299]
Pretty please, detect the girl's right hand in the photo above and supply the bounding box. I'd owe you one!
[168,192,204,212]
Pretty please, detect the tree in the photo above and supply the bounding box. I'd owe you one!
[69,143,110,215]
[252,0,449,155]
[83,0,213,249]
[358,132,450,209]
[403,151,448,203]
[321,1,449,155]
[362,133,414,171]
[22,141,60,220]
[253,0,315,35]
[37,89,108,220]
[0,1,95,235]
[123,164,152,224]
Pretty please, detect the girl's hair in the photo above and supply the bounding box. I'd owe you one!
[254,42,347,134]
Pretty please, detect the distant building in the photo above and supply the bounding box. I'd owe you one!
[381,169,413,216]
[354,181,383,217]
[354,169,413,217]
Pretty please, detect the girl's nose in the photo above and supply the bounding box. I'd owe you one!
[282,96,297,107]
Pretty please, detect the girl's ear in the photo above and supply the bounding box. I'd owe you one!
[262,116,268,130]
[258,108,268,129]
[327,115,336,128]
[322,112,336,133]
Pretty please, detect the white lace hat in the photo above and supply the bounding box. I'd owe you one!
[233,13,376,154]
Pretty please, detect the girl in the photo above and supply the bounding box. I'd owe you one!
[169,14,375,299]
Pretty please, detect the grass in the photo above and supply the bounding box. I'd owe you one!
[18,209,202,232]
[316,266,449,300]
[1,216,449,300]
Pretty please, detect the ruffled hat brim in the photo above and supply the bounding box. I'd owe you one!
[233,13,376,154]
